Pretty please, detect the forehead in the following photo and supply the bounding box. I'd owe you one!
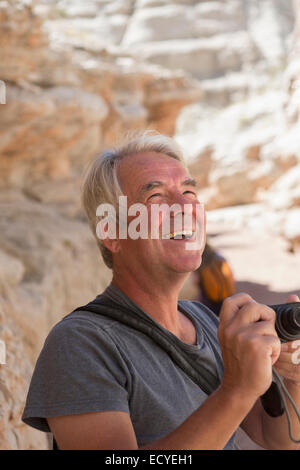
[117,152,190,197]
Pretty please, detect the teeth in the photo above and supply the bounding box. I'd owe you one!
[163,230,193,240]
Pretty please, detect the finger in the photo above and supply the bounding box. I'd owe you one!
[230,302,276,329]
[285,294,300,303]
[281,340,300,353]
[276,352,295,365]
[241,320,277,338]
[261,335,281,365]
[274,364,300,382]
[219,292,255,326]
[245,334,281,365]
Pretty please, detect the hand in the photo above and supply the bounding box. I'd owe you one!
[274,294,300,387]
[218,293,281,400]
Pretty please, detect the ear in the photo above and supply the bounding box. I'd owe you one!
[96,218,121,255]
[101,236,121,255]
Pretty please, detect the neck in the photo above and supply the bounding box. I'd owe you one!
[111,267,189,333]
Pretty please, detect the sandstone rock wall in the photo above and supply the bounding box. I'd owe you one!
[0,0,204,450]
[0,0,299,449]
[174,1,300,252]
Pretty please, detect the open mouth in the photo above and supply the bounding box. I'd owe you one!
[163,230,194,240]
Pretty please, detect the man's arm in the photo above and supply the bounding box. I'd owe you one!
[241,294,300,450]
[47,411,139,450]
[48,383,300,450]
[241,355,300,449]
[48,384,256,450]
[241,383,300,450]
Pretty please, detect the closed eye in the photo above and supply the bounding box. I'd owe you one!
[148,193,162,200]
[183,190,196,196]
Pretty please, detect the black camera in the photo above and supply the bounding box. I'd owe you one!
[261,302,300,418]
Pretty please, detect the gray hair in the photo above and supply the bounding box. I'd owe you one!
[81,130,186,269]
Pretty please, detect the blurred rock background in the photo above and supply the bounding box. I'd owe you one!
[0,0,300,449]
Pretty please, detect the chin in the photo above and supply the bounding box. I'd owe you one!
[168,254,202,274]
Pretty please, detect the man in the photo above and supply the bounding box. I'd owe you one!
[22,132,300,449]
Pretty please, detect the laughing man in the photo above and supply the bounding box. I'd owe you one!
[22,132,300,450]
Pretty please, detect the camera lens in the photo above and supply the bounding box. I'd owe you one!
[280,307,300,335]
[269,303,300,342]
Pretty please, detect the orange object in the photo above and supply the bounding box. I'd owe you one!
[196,243,236,305]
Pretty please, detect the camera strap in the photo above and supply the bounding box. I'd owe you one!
[271,368,300,444]
[52,297,221,451]
[72,297,221,396]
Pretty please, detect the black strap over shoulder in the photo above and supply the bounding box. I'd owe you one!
[52,296,221,450]
[73,296,221,395]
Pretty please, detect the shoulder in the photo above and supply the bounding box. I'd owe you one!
[46,308,125,345]
[22,308,132,433]
[39,309,132,371]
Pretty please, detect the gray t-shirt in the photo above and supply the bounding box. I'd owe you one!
[22,284,238,449]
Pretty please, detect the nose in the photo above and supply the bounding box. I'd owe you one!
[169,191,198,215]
[167,192,197,231]
[169,191,191,210]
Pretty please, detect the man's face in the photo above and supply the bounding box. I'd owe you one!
[115,152,206,276]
